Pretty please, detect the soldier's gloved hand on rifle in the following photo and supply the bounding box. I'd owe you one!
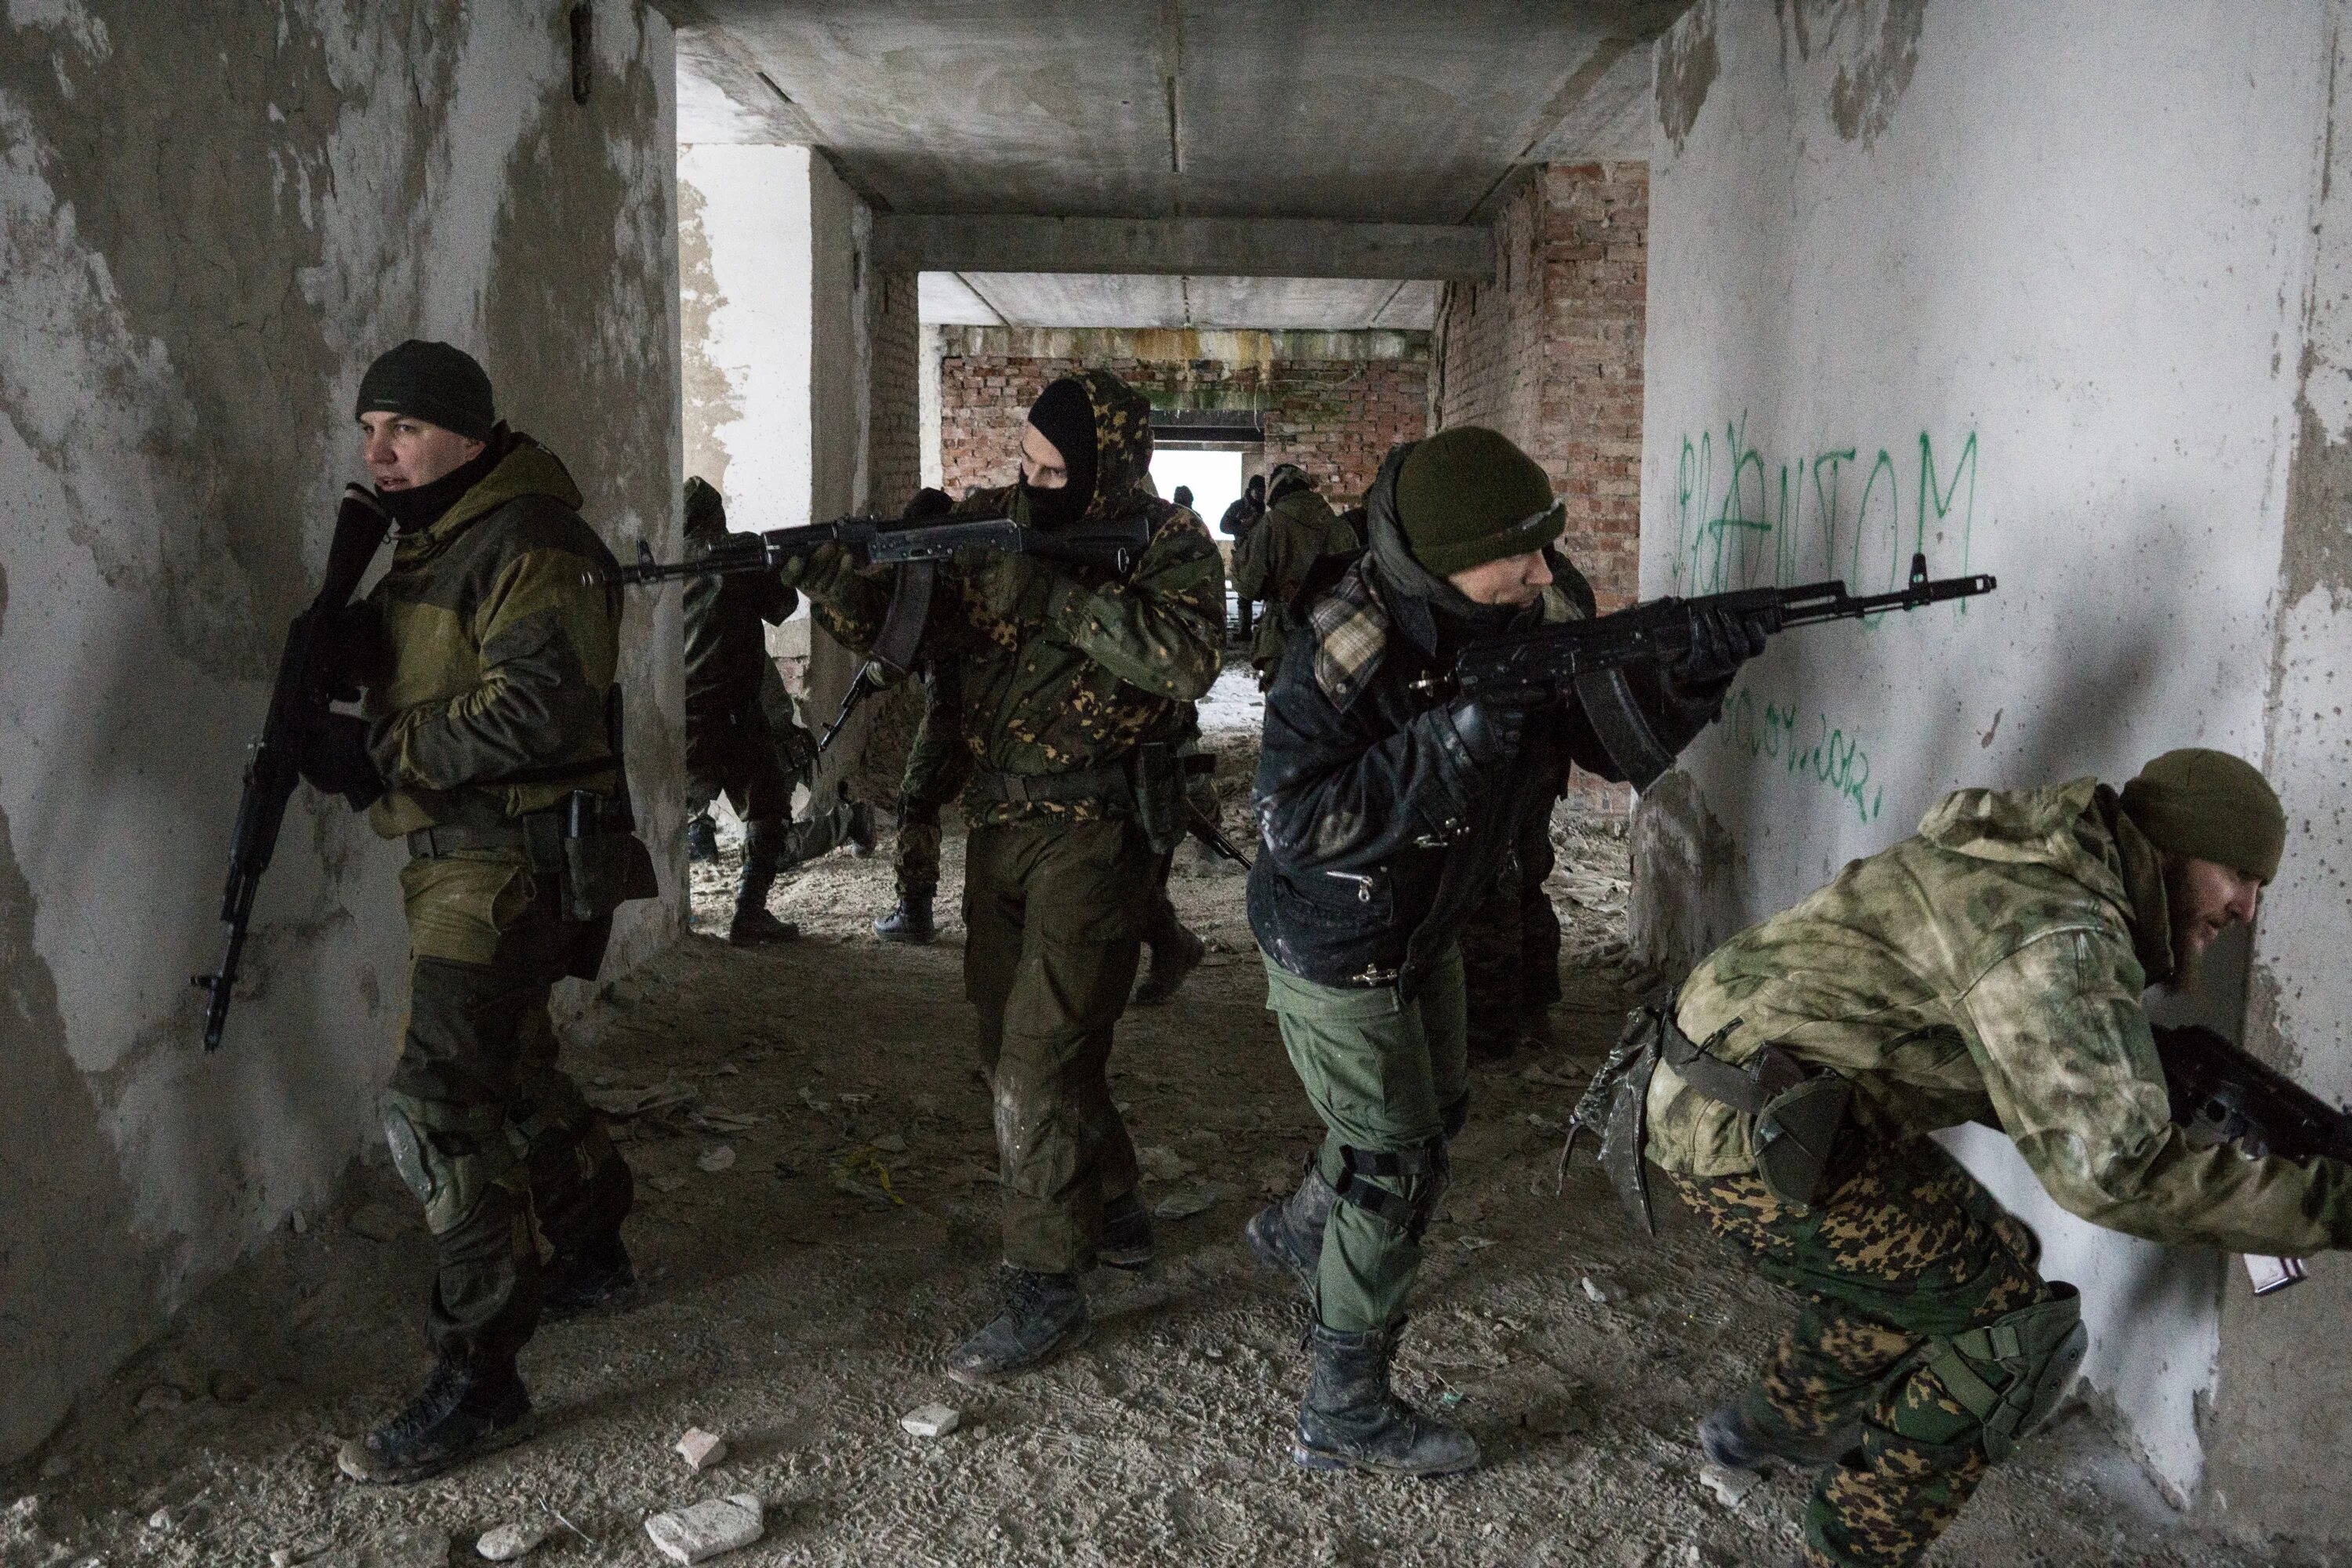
[1439,691,1534,771]
[1666,605,1768,715]
[958,546,1055,623]
[296,711,385,811]
[312,602,380,703]
[776,540,862,607]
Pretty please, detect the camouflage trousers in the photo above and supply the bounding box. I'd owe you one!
[390,887,633,1369]
[963,817,1151,1272]
[1664,1136,2056,1568]
[1460,797,1562,1058]
[895,666,968,902]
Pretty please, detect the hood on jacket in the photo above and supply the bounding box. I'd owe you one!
[1918,776,2176,981]
[1266,463,1315,508]
[1066,368,1156,527]
[394,427,586,562]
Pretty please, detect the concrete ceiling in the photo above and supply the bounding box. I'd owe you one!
[666,1,1684,328]
[919,273,1439,330]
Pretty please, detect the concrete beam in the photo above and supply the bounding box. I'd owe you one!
[872,214,1494,281]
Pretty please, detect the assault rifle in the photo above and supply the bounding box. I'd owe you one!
[193,486,391,1051]
[1188,804,1253,870]
[590,513,1141,589]
[2153,1023,2352,1294]
[1446,552,1997,786]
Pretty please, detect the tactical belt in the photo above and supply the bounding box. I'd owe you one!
[1657,1014,1807,1114]
[1661,1013,1853,1210]
[406,792,637,861]
[965,753,1212,808]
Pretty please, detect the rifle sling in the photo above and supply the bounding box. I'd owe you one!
[1656,1014,1808,1116]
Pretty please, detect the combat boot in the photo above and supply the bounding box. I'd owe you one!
[541,1236,638,1323]
[873,895,935,944]
[685,812,720,863]
[728,820,800,945]
[1697,1399,1858,1473]
[1098,1190,1155,1270]
[1246,1160,1338,1298]
[336,1356,533,1486]
[1132,910,1207,1005]
[946,1267,1089,1385]
[1294,1322,1478,1477]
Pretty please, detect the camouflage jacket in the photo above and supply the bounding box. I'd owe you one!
[1648,779,2352,1254]
[357,432,622,842]
[1233,477,1360,675]
[810,370,1225,828]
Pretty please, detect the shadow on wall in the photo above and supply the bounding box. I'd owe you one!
[0,793,159,1460]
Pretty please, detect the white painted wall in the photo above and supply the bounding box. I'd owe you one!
[0,1,683,1465]
[679,143,817,531]
[1639,0,2339,1507]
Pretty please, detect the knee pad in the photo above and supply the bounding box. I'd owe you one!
[382,1094,519,1239]
[1921,1284,2086,1463]
[1332,1139,1451,1241]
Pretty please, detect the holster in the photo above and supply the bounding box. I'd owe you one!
[554,789,659,924]
[1656,1012,1852,1208]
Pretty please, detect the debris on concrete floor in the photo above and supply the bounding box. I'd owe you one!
[696,1145,738,1174]
[310,1530,453,1567]
[644,1494,764,1564]
[1153,1181,1230,1220]
[899,1403,962,1439]
[676,1426,730,1471]
[474,1519,549,1560]
[1698,1462,1759,1508]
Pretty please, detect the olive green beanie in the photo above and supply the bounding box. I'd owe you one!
[2119,748,2286,884]
[1395,426,1565,575]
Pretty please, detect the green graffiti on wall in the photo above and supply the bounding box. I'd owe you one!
[1725,687,1886,828]
[1671,415,1978,615]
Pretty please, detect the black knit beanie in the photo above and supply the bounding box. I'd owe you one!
[354,340,496,443]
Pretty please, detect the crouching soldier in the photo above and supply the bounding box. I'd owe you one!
[1243,426,1751,1475]
[786,370,1224,1383]
[1592,749,2352,1568]
[295,341,653,1483]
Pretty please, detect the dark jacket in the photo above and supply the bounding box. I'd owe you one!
[1219,494,1263,540]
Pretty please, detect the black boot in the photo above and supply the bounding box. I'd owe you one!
[1098,1190,1155,1271]
[1294,1322,1479,1477]
[873,895,935,944]
[1132,906,1206,1005]
[1246,1160,1338,1298]
[1697,1397,1857,1472]
[729,820,800,944]
[336,1357,534,1486]
[542,1236,638,1323]
[946,1267,1089,1386]
[685,812,720,863]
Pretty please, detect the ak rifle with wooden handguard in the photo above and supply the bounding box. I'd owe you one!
[588,513,1142,589]
[1449,552,1998,702]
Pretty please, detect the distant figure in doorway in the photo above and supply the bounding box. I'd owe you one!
[1221,472,1267,640]
[1171,484,1194,510]
[1232,463,1358,687]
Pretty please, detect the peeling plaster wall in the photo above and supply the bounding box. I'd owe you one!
[1638,0,2336,1506]
[0,1,683,1463]
[2205,1,2352,1540]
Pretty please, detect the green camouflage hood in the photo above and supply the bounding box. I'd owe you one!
[1914,777,2130,909]
[1069,368,1156,525]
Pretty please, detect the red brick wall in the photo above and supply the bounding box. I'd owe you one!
[939,341,1427,507]
[1432,162,1646,612]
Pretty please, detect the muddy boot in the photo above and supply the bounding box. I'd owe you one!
[873,895,935,944]
[685,812,719,863]
[728,820,800,945]
[1246,1160,1338,1298]
[1294,1322,1479,1477]
[1697,1397,1857,1473]
[946,1267,1089,1386]
[336,1356,534,1486]
[1132,911,1206,1005]
[541,1236,638,1323]
[1098,1190,1155,1271]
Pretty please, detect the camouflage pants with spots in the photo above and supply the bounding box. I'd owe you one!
[1665,1136,2058,1568]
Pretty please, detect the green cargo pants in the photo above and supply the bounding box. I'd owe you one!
[963,816,1152,1272]
[1264,946,1469,1334]
[1666,1136,2065,1568]
[390,871,633,1370]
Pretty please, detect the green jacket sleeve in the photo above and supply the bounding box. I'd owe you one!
[1232,514,1275,602]
[1964,927,2352,1254]
[372,546,617,790]
[1040,517,1225,701]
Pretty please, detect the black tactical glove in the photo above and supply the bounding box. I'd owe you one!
[1442,694,1530,771]
[312,602,379,703]
[1673,605,1768,688]
[298,711,384,811]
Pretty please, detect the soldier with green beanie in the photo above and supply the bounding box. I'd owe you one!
[1243,426,1750,1476]
[784,369,1224,1384]
[289,340,654,1484]
[1584,747,2329,1568]
[1232,462,1359,685]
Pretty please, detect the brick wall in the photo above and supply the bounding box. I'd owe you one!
[1432,162,1647,612]
[937,328,1428,507]
[866,267,924,517]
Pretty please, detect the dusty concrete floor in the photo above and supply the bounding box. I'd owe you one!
[1,718,2325,1567]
